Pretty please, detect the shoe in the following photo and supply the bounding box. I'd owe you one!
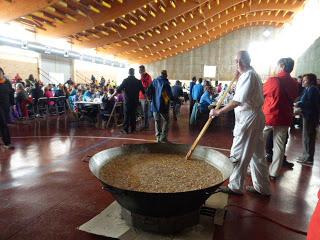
[282,160,294,169]
[159,139,168,143]
[296,157,313,165]
[302,161,313,166]
[217,186,242,195]
[269,176,277,181]
[3,144,15,150]
[120,129,129,134]
[246,186,270,197]
[296,156,306,162]
[297,159,313,166]
[265,154,272,162]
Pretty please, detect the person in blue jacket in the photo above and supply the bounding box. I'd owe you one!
[189,76,197,117]
[148,70,173,143]
[83,87,95,102]
[200,85,216,113]
[192,78,204,102]
[296,73,320,165]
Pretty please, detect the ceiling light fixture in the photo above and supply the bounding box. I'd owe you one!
[66,14,77,22]
[149,10,156,17]
[101,1,111,8]
[89,5,100,13]
[159,5,166,13]
[59,1,67,8]
[129,19,136,25]
[77,10,87,17]
[119,23,127,29]
[139,15,146,21]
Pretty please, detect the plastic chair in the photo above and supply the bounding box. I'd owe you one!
[106,102,123,128]
[37,97,49,116]
[57,96,66,114]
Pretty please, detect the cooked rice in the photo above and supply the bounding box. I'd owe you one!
[99,153,223,193]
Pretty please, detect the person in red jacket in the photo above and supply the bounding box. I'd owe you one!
[307,190,320,240]
[263,58,299,179]
[139,65,152,130]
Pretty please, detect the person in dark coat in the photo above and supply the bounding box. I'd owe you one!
[296,73,320,165]
[31,82,44,115]
[171,80,183,121]
[111,68,145,133]
[0,67,14,149]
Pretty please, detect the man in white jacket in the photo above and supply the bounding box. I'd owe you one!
[210,51,270,195]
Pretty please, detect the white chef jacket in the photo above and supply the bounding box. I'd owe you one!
[232,68,265,136]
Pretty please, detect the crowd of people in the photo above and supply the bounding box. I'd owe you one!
[0,68,125,148]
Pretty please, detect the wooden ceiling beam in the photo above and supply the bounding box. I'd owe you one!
[99,0,300,55]
[76,0,208,48]
[37,0,152,37]
[122,11,292,55]
[142,22,281,64]
[121,15,284,63]
[130,21,280,64]
[0,0,60,23]
[87,0,250,51]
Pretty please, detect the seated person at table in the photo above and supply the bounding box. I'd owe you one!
[69,84,77,96]
[69,89,83,112]
[54,84,65,97]
[83,87,95,102]
[82,87,99,122]
[200,86,216,113]
[100,88,116,121]
[44,85,55,106]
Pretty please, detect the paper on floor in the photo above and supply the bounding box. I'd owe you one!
[78,193,228,239]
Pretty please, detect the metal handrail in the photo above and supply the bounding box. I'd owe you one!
[38,67,59,85]
[75,71,90,84]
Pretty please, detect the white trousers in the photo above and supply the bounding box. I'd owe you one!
[263,125,288,177]
[229,114,270,194]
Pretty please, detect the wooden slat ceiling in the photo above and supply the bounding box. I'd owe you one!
[2,0,305,64]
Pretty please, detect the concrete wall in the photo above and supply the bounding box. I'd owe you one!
[0,47,39,80]
[145,26,278,81]
[0,46,124,85]
[40,54,73,85]
[73,60,120,84]
[296,36,320,77]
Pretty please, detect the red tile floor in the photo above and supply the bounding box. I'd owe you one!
[0,106,318,240]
